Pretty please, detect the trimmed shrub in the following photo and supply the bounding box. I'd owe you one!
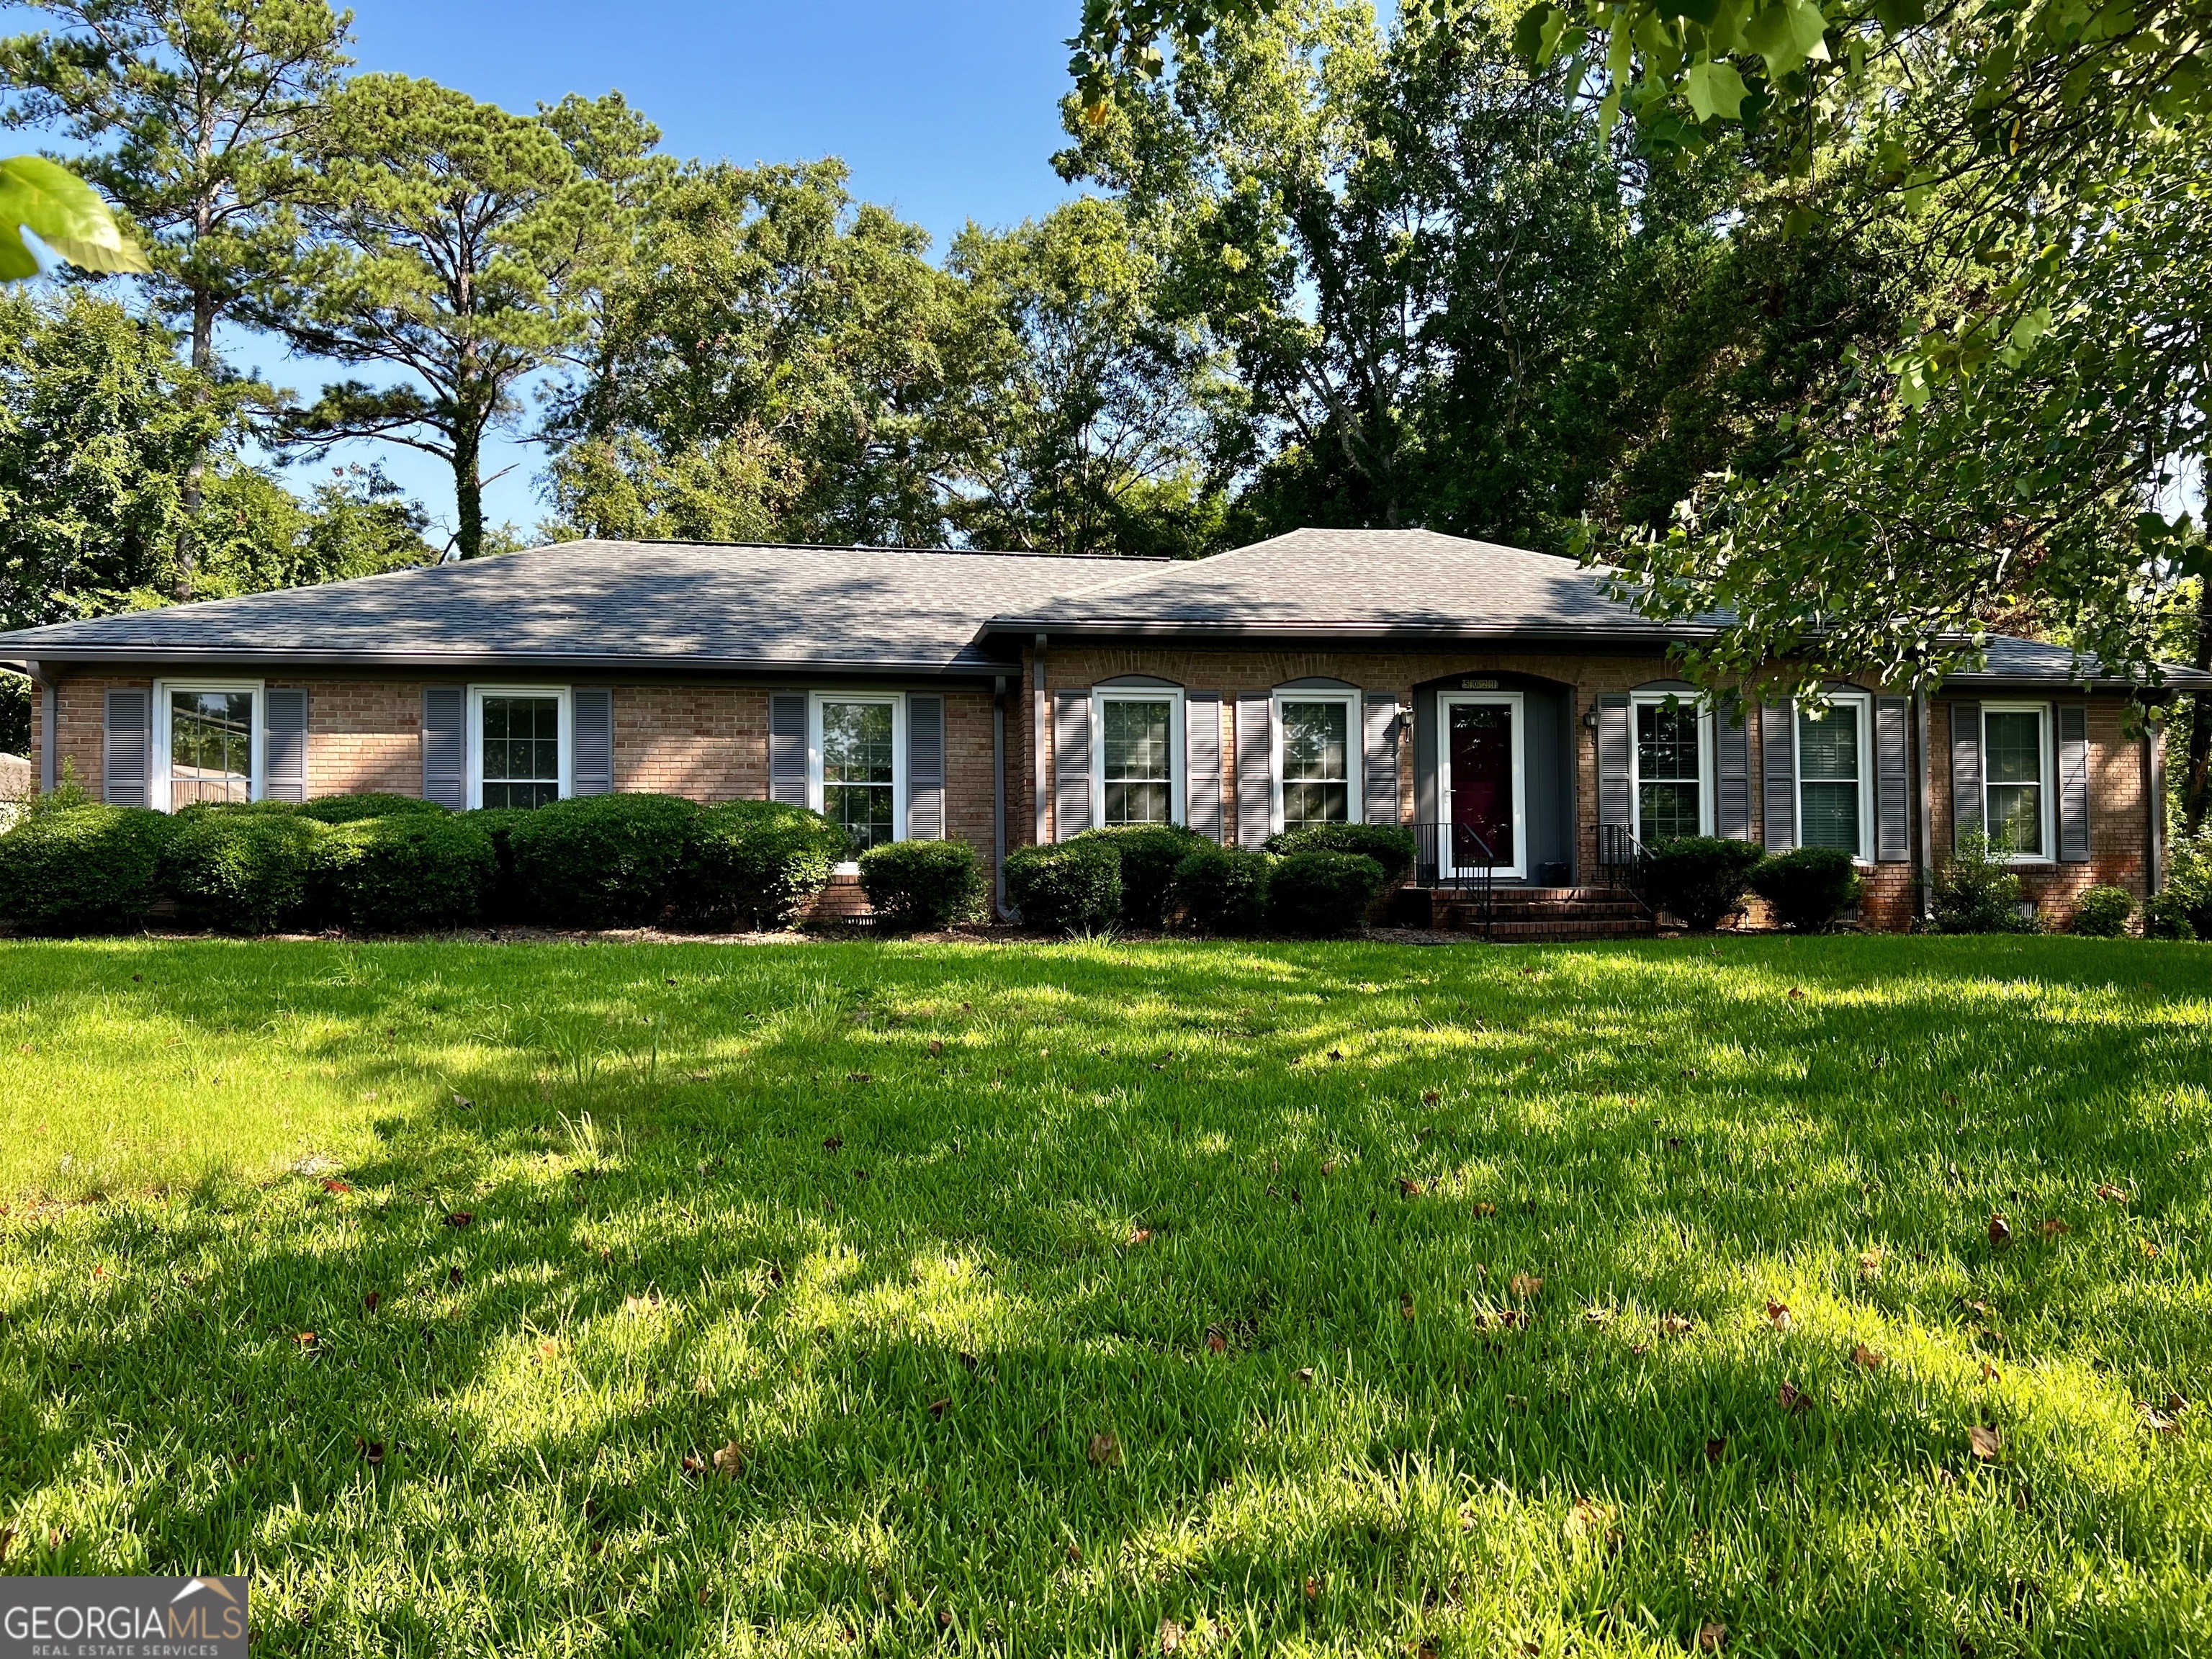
[465,808,534,924]
[1637,836,1765,932]
[2145,889,2200,941]
[503,793,699,927]
[1169,845,1273,936]
[678,799,848,929]
[0,804,174,933]
[1269,850,1386,936]
[297,793,451,825]
[2068,884,2135,938]
[318,813,498,933]
[163,809,329,933]
[1264,822,1416,882]
[1077,823,1211,927]
[1005,840,1123,935]
[859,838,984,931]
[1930,832,2039,934]
[2152,832,2212,939]
[1748,847,1862,932]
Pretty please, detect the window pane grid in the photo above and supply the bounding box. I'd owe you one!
[1102,698,1172,827]
[821,701,896,850]
[1797,703,1861,855]
[1635,702,1700,843]
[1983,710,2044,855]
[1280,700,1350,827]
[482,696,559,811]
[170,691,254,806]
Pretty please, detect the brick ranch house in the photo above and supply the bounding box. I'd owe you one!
[1,528,2198,935]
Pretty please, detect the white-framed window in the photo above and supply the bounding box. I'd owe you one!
[153,678,264,811]
[468,685,571,810]
[1095,687,1184,827]
[1981,701,2053,861]
[1629,691,1712,845]
[1272,689,1362,831]
[810,691,904,853]
[1796,691,1873,862]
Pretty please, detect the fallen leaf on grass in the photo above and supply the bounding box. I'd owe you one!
[1128,1227,1153,1246]
[1786,986,1805,1001]
[1565,1498,1619,1547]
[1401,1293,1417,1322]
[1398,1177,1424,1197]
[1471,1201,1496,1218]
[1304,1577,1320,1601]
[1661,1313,1696,1336]
[1583,1306,1614,1326]
[2095,1183,2129,1202]
[1777,1380,1810,1414]
[927,1040,945,1057]
[1852,1344,1887,1370]
[1205,1328,1227,1355]
[322,1178,351,1194]
[928,1398,951,1419]
[446,1265,464,1288]
[294,1331,319,1350]
[1509,1274,1543,1302]
[1697,1621,1727,1653]
[1765,1299,1792,1331]
[1087,1433,1121,1469]
[1968,1424,2002,1460]
[712,1440,745,1477]
[1159,1619,1184,1653]
[357,1439,385,1465]
[1320,1159,1338,1177]
[697,1587,712,1606]
[451,1093,472,1110]
[624,1294,659,1317]
[0,1527,11,1563]
[681,1454,704,1475]
[1294,1367,1315,1386]
[822,1136,843,1153]
[1987,1213,2012,1248]
[2137,1401,2182,1437]
[2036,1218,2069,1238]
[538,1339,561,1362]
[846,1072,873,1084]
[1980,1360,2000,1382]
[1703,1437,1727,1465]
[444,1211,472,1229]
[1326,1049,1342,1062]
[2141,1240,2163,1259]
[362,1291,379,1312]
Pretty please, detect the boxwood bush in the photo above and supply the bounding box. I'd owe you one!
[503,793,699,927]
[464,808,533,925]
[1005,840,1123,935]
[2068,884,2135,938]
[1930,832,2040,934]
[1076,823,1211,927]
[1748,846,1862,932]
[318,813,498,933]
[859,838,983,931]
[163,806,329,933]
[0,804,174,934]
[1264,822,1416,882]
[1638,835,1765,932]
[678,799,848,929]
[298,793,452,825]
[1169,845,1273,936]
[1267,849,1386,936]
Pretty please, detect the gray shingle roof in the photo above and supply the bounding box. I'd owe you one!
[0,539,1162,675]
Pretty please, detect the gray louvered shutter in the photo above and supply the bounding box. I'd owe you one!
[572,688,613,796]
[1053,690,1092,840]
[104,688,149,807]
[1234,693,1272,848]
[1716,704,1751,841]
[1949,701,1983,848]
[1875,696,1911,862]
[1362,694,1400,826]
[1760,703,1797,851]
[1185,693,1222,842]
[264,687,308,803]
[421,686,464,809]
[769,693,806,806]
[2057,702,2090,862]
[1596,695,1631,852]
[908,693,945,840]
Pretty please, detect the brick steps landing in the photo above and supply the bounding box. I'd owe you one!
[1419,886,1655,941]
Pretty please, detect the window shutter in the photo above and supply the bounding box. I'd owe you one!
[1185,692,1222,842]
[1875,696,1911,862]
[908,693,945,840]
[1948,701,1982,848]
[1759,703,1797,851]
[572,688,613,796]
[264,687,309,803]
[2056,702,2090,862]
[1715,704,1751,841]
[103,688,149,807]
[1053,690,1093,840]
[1234,693,1272,848]
[1596,694,1631,848]
[1362,694,1400,827]
[421,686,464,809]
[769,692,806,806]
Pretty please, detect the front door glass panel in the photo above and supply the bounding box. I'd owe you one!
[1447,701,1514,869]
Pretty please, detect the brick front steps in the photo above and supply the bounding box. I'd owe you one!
[1411,885,1656,941]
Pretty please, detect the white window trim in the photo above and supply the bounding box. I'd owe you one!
[1627,691,1715,842]
[467,685,572,811]
[1270,688,1362,834]
[809,691,907,869]
[1980,700,2056,865]
[1436,690,1528,880]
[150,678,266,813]
[1094,685,1187,828]
[1793,691,1875,864]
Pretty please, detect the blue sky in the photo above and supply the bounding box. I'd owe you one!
[51,0,1089,544]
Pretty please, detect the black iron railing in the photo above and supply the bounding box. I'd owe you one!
[1410,822,1499,940]
[1597,822,1645,886]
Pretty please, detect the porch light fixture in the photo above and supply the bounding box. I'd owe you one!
[1582,708,1600,729]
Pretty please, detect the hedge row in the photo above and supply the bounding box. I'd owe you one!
[1004,821,1416,938]
[0,792,986,937]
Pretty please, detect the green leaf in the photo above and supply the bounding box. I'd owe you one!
[1871,0,1925,29]
[1683,59,1750,121]
[0,156,149,276]
[1742,0,1830,78]
[1597,86,1624,140]
[1514,2,1568,67]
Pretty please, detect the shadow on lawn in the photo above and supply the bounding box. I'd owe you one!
[1,937,2207,1653]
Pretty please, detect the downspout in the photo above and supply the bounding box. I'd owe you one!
[2147,702,2167,894]
[1032,634,1048,847]
[1913,691,1935,924]
[992,674,1016,922]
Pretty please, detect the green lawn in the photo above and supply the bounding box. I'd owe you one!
[0,935,2207,1656]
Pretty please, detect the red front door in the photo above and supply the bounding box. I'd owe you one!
[1448,701,1514,870]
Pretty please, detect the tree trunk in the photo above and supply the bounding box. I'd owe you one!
[2184,572,2212,835]
[173,287,219,601]
[454,426,484,560]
